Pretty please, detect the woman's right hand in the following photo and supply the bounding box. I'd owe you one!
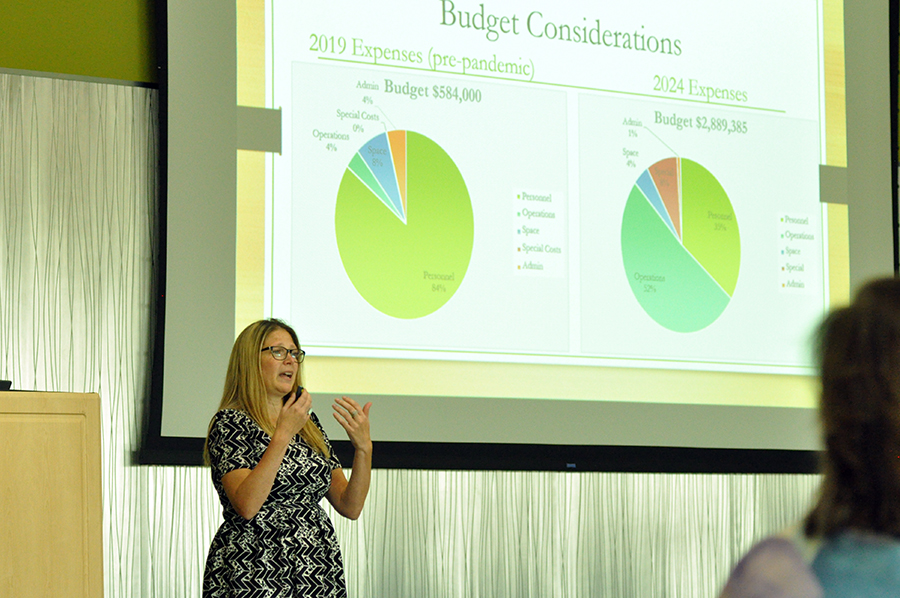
[276,387,312,438]
[223,388,313,521]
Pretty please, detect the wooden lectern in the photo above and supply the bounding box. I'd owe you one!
[0,392,103,598]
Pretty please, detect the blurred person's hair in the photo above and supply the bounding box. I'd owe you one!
[806,277,900,537]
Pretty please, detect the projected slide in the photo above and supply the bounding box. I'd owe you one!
[621,158,740,333]
[265,0,831,373]
[335,131,474,319]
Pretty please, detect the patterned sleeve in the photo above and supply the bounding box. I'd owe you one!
[310,412,342,470]
[207,410,265,482]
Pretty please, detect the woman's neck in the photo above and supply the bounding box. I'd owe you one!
[265,395,282,427]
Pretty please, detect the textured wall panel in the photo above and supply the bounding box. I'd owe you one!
[326,471,821,598]
[0,72,823,598]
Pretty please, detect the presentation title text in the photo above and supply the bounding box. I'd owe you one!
[439,0,683,56]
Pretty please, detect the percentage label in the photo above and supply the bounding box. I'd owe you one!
[432,284,446,292]
[372,157,383,167]
[362,96,374,104]
[626,160,637,168]
[628,129,638,138]
[643,284,657,293]
[325,143,337,152]
[714,222,727,231]
[353,124,365,133]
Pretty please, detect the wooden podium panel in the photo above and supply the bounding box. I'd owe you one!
[0,392,102,598]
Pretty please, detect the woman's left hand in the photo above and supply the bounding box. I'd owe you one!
[332,396,372,452]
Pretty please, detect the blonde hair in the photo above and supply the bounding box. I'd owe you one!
[204,319,330,464]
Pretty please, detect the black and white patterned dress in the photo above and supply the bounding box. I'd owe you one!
[203,409,346,598]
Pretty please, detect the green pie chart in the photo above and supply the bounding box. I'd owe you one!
[621,157,740,332]
[335,130,474,319]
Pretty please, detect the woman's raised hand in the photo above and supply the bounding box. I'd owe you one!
[332,396,372,452]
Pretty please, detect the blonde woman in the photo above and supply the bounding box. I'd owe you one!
[203,319,372,598]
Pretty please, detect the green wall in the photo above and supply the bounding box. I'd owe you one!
[0,0,156,84]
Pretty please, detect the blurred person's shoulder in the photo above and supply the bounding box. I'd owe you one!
[719,528,822,598]
[812,529,900,597]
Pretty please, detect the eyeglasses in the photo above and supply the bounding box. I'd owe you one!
[261,346,305,362]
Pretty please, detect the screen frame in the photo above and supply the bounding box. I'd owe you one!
[140,0,899,472]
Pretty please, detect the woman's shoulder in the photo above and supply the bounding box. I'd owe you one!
[207,409,267,472]
[210,408,261,433]
[308,411,341,467]
[213,407,251,421]
[309,411,326,433]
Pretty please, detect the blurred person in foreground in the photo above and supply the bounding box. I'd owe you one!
[202,318,372,598]
[719,277,900,597]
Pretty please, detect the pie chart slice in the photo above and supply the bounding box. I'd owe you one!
[335,131,474,319]
[621,158,740,332]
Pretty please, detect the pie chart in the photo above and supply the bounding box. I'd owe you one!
[335,130,474,319]
[621,157,740,332]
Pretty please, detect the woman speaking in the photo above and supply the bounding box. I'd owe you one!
[203,319,372,597]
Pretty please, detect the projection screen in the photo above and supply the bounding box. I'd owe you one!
[142,0,895,471]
